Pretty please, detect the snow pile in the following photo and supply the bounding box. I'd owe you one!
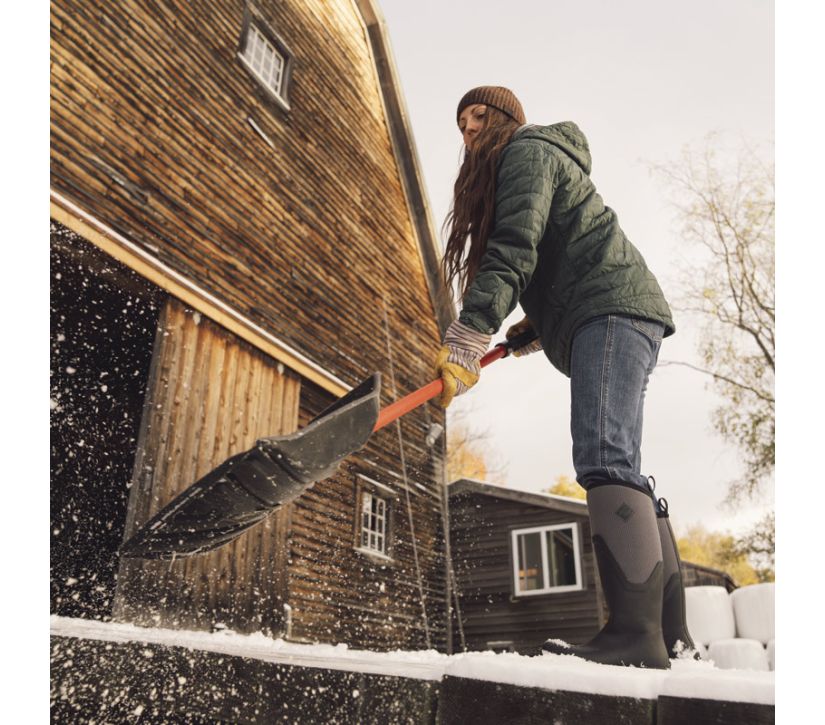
[692,641,708,659]
[706,639,770,672]
[662,658,774,705]
[730,583,774,643]
[445,650,667,700]
[684,586,736,645]
[51,615,774,705]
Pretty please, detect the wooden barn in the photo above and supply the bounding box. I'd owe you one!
[50,0,454,653]
[448,478,735,654]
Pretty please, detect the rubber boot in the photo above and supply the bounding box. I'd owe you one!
[542,482,670,669]
[655,494,700,659]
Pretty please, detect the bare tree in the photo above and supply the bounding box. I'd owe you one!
[653,135,774,503]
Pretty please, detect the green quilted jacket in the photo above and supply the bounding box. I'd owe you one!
[458,122,675,376]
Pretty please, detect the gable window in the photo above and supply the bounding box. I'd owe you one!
[360,491,389,556]
[238,12,293,111]
[511,523,583,596]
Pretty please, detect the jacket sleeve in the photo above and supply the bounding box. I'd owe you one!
[458,139,557,334]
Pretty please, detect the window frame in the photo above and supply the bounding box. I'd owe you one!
[510,522,584,597]
[353,475,395,562]
[237,8,294,112]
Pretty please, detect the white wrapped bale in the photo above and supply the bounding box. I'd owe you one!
[707,638,769,671]
[730,583,775,644]
[684,586,736,646]
[766,639,775,671]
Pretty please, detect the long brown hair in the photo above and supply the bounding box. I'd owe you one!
[442,106,520,300]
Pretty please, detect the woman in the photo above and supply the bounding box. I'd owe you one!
[435,86,696,669]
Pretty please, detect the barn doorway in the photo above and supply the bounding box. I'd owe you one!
[50,221,163,620]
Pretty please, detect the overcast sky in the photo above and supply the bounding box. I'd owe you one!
[376,0,775,534]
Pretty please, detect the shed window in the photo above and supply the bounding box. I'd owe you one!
[360,491,389,555]
[238,16,292,111]
[511,523,583,596]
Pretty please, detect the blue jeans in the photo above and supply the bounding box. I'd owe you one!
[570,314,664,494]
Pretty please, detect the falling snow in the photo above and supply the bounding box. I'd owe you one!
[51,616,774,707]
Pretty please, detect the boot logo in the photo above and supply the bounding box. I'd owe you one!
[615,503,635,521]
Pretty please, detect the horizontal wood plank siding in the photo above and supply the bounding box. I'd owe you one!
[113,298,301,633]
[450,492,604,653]
[53,0,448,650]
[50,0,442,392]
[285,382,447,651]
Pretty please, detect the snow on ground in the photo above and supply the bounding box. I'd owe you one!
[50,615,774,705]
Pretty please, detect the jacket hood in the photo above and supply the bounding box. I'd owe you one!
[514,122,592,175]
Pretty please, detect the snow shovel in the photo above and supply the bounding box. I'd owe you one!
[119,330,537,559]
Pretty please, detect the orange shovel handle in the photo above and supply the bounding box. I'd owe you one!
[372,344,510,433]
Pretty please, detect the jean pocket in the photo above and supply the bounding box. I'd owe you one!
[630,317,664,343]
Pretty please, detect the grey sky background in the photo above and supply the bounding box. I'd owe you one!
[376,0,775,534]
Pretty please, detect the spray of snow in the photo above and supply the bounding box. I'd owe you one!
[50,616,773,705]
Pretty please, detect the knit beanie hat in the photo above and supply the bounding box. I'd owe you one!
[456,86,526,126]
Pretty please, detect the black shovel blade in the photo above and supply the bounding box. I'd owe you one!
[119,373,381,560]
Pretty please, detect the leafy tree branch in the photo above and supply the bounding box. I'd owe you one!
[652,134,774,504]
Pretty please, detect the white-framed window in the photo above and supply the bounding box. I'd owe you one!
[360,491,389,556]
[238,13,292,111]
[511,523,583,596]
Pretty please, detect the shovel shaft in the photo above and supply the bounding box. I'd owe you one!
[372,344,509,433]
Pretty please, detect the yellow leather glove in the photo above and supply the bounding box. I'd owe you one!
[434,320,491,408]
[505,316,543,357]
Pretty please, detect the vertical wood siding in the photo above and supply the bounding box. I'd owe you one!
[114,297,300,633]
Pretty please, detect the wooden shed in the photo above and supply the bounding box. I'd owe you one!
[50,0,453,653]
[448,478,735,655]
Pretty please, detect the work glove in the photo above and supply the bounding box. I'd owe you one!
[505,316,542,357]
[434,320,491,408]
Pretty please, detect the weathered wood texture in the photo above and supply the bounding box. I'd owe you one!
[110,297,448,649]
[113,297,301,634]
[682,562,737,591]
[52,0,449,650]
[50,0,443,393]
[449,492,604,654]
[285,380,448,651]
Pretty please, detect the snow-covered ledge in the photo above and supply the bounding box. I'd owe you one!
[50,616,447,681]
[50,615,774,707]
[446,650,774,706]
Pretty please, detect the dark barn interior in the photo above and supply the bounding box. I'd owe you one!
[50,222,162,619]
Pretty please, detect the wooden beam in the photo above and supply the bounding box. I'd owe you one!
[51,190,350,398]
